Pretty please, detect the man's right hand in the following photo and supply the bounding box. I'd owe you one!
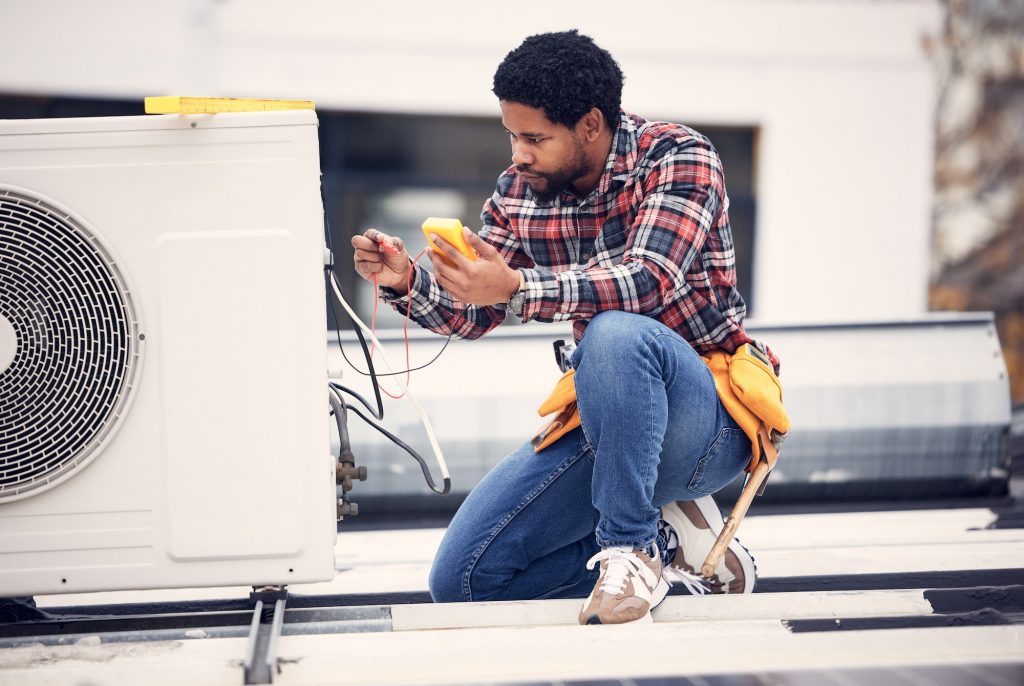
[351,229,412,295]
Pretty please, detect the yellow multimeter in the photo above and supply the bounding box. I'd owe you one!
[422,218,477,261]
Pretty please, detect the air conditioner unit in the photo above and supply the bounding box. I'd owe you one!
[0,110,337,596]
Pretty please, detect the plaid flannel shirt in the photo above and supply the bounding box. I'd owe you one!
[382,111,778,369]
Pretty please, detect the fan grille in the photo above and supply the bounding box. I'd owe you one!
[0,187,142,502]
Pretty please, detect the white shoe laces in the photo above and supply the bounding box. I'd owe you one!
[586,548,657,597]
[663,566,711,595]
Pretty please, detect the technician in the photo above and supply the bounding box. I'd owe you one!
[352,30,777,625]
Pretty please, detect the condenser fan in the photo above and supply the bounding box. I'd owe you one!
[0,186,142,502]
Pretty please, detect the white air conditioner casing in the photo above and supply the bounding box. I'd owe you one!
[0,111,337,596]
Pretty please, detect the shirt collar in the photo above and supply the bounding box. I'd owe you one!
[594,111,640,197]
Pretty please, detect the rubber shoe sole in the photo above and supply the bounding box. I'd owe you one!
[660,495,757,594]
[582,577,670,625]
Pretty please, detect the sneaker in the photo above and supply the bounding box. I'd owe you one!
[579,547,669,625]
[659,495,756,594]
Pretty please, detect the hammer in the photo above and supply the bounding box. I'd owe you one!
[701,426,778,579]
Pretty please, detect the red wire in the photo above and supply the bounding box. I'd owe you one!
[366,244,469,402]
[369,247,430,400]
[370,273,379,358]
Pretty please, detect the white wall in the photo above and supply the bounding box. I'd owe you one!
[0,0,943,322]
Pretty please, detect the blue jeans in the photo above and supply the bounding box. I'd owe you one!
[429,311,752,602]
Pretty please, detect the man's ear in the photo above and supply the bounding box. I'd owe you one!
[578,107,604,142]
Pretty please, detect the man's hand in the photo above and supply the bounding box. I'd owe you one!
[427,227,521,305]
[352,229,412,294]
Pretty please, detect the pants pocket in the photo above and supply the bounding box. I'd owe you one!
[687,427,749,495]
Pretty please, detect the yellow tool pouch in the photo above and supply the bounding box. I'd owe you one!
[531,368,581,452]
[702,343,790,472]
[531,343,790,469]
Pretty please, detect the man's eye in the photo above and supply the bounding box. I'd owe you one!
[527,137,543,144]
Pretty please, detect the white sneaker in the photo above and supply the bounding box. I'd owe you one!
[659,495,756,594]
[578,547,669,625]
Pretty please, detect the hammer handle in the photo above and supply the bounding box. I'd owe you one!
[701,459,771,578]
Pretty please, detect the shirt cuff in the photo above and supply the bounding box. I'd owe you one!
[379,262,422,305]
[518,267,560,322]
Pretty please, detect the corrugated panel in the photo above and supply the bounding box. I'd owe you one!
[331,312,1011,505]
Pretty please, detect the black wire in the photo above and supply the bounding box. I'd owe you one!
[321,185,466,379]
[321,186,450,496]
[328,387,353,454]
[330,381,382,421]
[331,280,388,407]
[330,271,469,377]
[328,375,449,495]
[344,399,450,496]
[322,187,385,418]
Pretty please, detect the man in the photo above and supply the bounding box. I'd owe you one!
[352,30,776,625]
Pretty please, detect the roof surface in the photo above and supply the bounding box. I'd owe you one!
[2,496,1021,686]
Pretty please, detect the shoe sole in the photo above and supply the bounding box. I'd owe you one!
[581,577,669,625]
[669,495,757,594]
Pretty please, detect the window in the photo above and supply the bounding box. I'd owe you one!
[322,110,759,328]
[0,97,759,325]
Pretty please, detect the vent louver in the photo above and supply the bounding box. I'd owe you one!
[0,187,142,502]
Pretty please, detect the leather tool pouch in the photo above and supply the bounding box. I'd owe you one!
[531,368,582,452]
[531,343,791,469]
[702,343,790,472]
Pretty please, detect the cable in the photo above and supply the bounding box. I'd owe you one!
[329,381,382,421]
[331,285,387,409]
[344,401,447,494]
[321,187,451,495]
[328,387,353,456]
[334,317,466,377]
[330,265,469,379]
[329,358,446,494]
[329,272,451,496]
[322,187,385,418]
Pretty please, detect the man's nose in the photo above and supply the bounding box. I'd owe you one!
[511,142,533,167]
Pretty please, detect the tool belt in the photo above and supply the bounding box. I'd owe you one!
[531,343,790,473]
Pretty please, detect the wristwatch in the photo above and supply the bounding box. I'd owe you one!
[508,283,527,320]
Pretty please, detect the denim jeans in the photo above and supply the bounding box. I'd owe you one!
[429,311,752,602]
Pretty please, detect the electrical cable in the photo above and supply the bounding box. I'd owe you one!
[330,379,444,493]
[328,381,382,421]
[322,199,466,381]
[343,401,446,494]
[328,272,450,495]
[321,186,450,495]
[347,321,466,377]
[327,387,353,455]
[321,187,385,418]
[331,272,469,378]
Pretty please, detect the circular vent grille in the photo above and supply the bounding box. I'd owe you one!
[0,187,143,502]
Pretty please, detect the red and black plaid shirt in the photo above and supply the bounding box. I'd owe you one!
[384,111,777,368]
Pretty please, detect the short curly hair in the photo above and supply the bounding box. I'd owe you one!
[492,30,624,129]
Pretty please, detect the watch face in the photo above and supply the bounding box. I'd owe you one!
[510,291,526,318]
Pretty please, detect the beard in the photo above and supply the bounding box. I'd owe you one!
[517,137,590,203]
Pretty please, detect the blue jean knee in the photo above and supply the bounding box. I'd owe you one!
[569,310,750,548]
[428,430,601,603]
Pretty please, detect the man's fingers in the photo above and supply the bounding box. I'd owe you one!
[354,231,407,267]
[351,234,380,252]
[427,250,461,288]
[426,248,448,274]
[351,228,412,292]
[354,248,384,265]
[355,229,402,253]
[462,227,494,258]
[429,233,467,266]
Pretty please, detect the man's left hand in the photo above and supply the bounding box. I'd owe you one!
[427,228,521,306]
